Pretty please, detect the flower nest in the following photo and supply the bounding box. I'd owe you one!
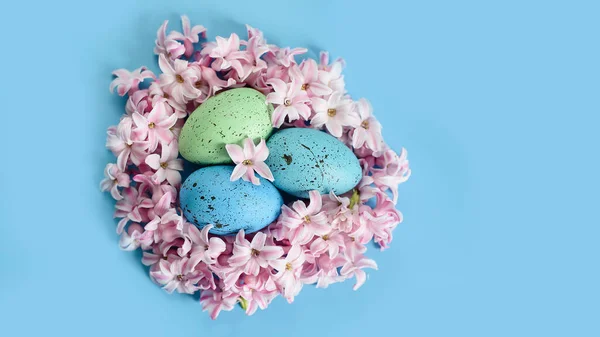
[102,16,410,319]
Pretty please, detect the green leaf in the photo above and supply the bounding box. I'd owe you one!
[238,296,248,311]
[349,189,360,209]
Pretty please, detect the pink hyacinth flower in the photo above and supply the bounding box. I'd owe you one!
[201,33,241,63]
[154,20,185,59]
[201,33,251,79]
[352,207,392,245]
[148,82,187,118]
[125,89,152,116]
[351,98,383,151]
[266,64,290,83]
[322,191,358,233]
[154,20,170,55]
[166,40,186,60]
[145,141,184,186]
[343,233,367,258]
[158,55,200,104]
[290,59,333,97]
[371,148,411,204]
[241,288,278,316]
[225,138,274,185]
[107,115,150,169]
[119,223,152,251]
[150,257,203,294]
[110,67,155,97]
[245,24,262,40]
[169,15,206,58]
[100,163,130,200]
[266,78,311,127]
[228,230,284,276]
[187,224,227,265]
[236,271,278,315]
[271,245,306,302]
[200,289,238,320]
[270,220,314,246]
[106,118,132,171]
[318,52,346,93]
[311,92,360,137]
[133,173,177,205]
[193,62,237,101]
[280,190,329,235]
[245,36,270,74]
[314,253,347,289]
[114,187,153,234]
[318,51,346,71]
[131,102,177,152]
[309,230,345,259]
[340,252,378,291]
[144,192,175,231]
[267,46,307,68]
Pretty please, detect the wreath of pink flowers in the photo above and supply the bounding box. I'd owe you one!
[102,16,411,319]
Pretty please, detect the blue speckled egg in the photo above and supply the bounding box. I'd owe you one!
[264,128,362,198]
[180,166,283,235]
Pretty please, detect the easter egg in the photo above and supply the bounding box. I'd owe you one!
[178,88,274,165]
[264,128,362,198]
[180,165,283,235]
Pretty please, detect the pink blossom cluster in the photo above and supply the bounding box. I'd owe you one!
[102,16,411,319]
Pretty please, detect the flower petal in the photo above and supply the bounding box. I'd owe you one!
[158,54,176,75]
[168,159,184,171]
[306,190,323,214]
[259,245,284,260]
[225,144,245,163]
[153,168,167,184]
[326,120,343,137]
[145,154,161,170]
[266,78,287,95]
[253,162,274,181]
[292,200,308,216]
[230,164,247,181]
[250,232,267,250]
[245,258,261,276]
[271,106,287,128]
[310,112,328,127]
[165,169,182,186]
[253,139,269,162]
[311,97,328,114]
[352,269,367,291]
[243,138,256,159]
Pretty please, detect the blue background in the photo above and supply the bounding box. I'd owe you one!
[1,0,598,336]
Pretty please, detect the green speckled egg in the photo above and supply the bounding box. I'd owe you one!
[179,88,274,165]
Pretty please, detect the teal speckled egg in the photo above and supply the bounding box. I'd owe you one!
[179,165,283,235]
[178,88,274,165]
[264,128,362,198]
